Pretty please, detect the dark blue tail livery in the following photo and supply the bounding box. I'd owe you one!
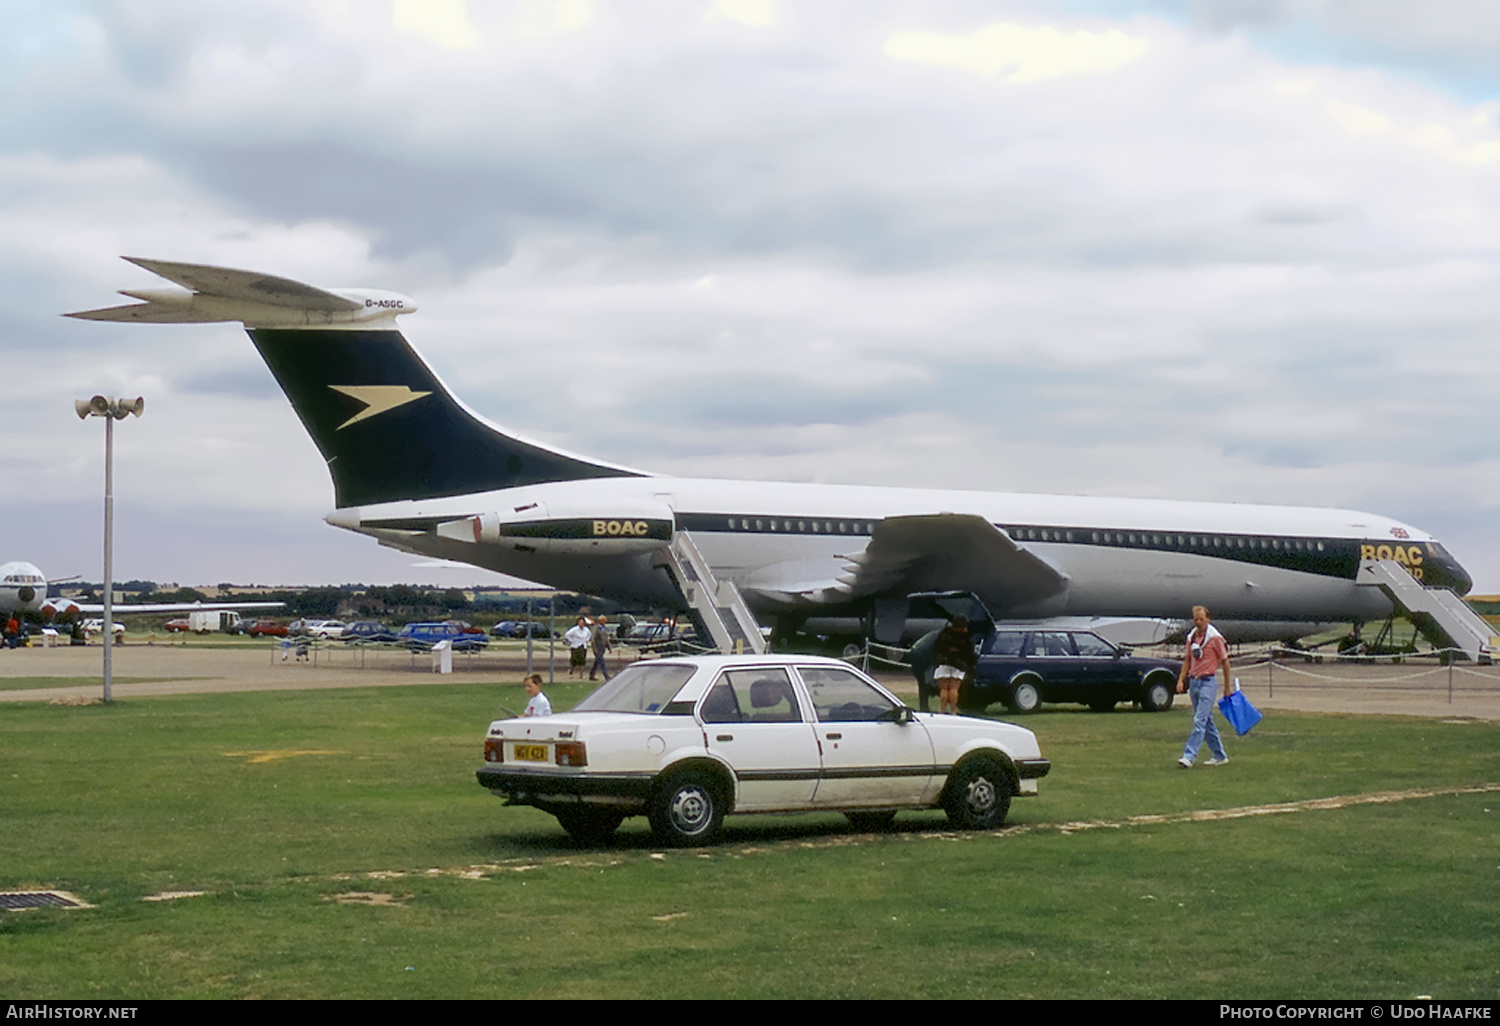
[248,328,639,507]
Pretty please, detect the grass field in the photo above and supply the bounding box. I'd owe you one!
[1,681,1496,999]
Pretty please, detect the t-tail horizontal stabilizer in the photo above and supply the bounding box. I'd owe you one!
[67,257,645,506]
[66,257,417,328]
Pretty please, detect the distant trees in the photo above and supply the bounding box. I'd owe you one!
[56,581,623,625]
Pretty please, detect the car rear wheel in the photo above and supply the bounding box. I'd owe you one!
[944,757,1012,830]
[649,769,725,847]
[554,807,626,845]
[1140,676,1175,712]
[1007,679,1040,714]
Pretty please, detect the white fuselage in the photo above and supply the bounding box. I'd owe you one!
[329,475,1460,626]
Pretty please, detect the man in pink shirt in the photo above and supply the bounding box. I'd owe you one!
[1176,605,1232,768]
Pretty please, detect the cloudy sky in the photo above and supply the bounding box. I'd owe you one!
[4,0,1500,593]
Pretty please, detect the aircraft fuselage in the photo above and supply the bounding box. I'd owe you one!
[329,475,1467,625]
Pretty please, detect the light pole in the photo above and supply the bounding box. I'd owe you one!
[75,395,144,703]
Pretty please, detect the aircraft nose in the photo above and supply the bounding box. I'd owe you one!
[1444,560,1473,596]
[1426,544,1472,595]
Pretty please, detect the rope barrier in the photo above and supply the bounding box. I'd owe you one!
[1252,661,1454,684]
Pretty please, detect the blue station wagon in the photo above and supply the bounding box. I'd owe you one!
[906,594,1179,715]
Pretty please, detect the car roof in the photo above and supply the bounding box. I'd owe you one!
[636,653,861,672]
[620,654,888,705]
[991,624,1101,634]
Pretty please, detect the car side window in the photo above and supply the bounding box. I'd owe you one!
[701,668,801,723]
[799,667,899,722]
[1071,633,1115,657]
[1030,631,1074,657]
[985,631,1026,656]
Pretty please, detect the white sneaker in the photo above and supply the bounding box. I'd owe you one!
[1177,758,1193,769]
[1206,756,1229,767]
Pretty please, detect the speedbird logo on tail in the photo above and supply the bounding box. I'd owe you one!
[329,385,432,429]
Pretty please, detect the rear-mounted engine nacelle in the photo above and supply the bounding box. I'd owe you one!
[439,504,675,555]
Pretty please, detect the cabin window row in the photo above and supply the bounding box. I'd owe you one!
[710,517,1330,554]
[1005,527,1329,553]
[722,518,876,535]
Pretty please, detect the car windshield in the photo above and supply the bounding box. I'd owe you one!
[1072,633,1116,657]
[572,663,698,714]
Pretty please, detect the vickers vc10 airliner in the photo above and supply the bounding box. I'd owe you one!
[68,258,1474,646]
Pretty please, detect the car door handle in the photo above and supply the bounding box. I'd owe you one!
[716,734,734,742]
[825,732,842,740]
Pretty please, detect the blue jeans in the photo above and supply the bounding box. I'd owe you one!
[1182,677,1228,764]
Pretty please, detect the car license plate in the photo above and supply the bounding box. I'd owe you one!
[513,744,549,762]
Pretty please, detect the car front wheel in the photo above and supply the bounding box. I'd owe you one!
[944,757,1013,830]
[1140,676,1174,712]
[649,770,725,847]
[1007,679,1041,714]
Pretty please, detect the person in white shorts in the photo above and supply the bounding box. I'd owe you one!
[932,617,976,715]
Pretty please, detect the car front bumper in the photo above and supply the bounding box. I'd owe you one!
[1017,758,1050,779]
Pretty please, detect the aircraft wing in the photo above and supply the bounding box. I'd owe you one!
[741,513,1070,611]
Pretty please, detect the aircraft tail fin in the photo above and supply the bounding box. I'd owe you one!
[68,258,644,507]
[248,327,641,507]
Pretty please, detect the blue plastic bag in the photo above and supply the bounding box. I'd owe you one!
[1218,689,1263,736]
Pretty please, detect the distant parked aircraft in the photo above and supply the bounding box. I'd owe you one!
[1,559,280,623]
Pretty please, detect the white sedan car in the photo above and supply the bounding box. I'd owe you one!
[81,619,126,640]
[476,655,1051,846]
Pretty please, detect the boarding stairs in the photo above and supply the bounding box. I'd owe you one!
[654,531,768,655]
[1357,559,1497,662]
